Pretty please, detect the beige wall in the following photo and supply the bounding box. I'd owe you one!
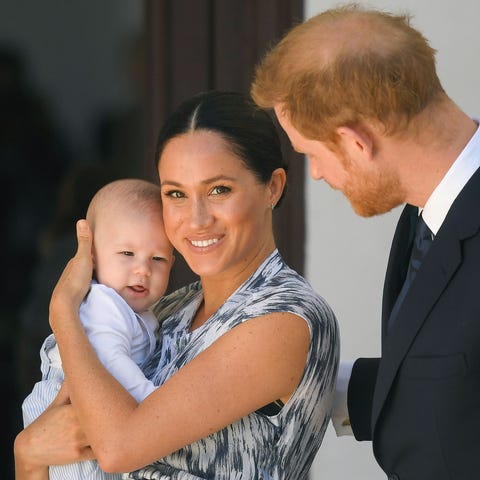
[304,1,480,478]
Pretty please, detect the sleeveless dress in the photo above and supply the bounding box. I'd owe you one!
[124,250,339,480]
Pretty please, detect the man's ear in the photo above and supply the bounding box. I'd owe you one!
[336,125,374,161]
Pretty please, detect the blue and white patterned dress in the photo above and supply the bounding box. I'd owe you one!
[124,250,339,480]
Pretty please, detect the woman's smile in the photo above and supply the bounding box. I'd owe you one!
[189,237,220,248]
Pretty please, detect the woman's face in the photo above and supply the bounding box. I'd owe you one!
[158,130,280,281]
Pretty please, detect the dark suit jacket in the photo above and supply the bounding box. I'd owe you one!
[348,166,480,480]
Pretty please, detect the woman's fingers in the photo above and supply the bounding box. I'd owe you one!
[75,219,93,259]
[49,219,94,322]
[15,404,94,470]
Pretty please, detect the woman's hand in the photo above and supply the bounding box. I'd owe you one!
[14,380,94,480]
[49,219,93,331]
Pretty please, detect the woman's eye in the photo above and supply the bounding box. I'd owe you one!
[164,190,184,199]
[211,185,230,195]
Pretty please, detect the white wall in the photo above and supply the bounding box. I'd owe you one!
[304,1,480,478]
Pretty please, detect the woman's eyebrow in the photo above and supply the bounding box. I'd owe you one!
[161,175,236,187]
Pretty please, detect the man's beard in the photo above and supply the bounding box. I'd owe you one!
[341,160,405,218]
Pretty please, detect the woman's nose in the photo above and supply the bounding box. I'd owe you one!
[189,198,213,228]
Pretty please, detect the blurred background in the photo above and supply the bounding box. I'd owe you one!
[1,2,145,476]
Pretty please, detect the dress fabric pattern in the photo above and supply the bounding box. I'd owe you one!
[124,250,339,480]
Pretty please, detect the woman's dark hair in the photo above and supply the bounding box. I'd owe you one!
[155,90,287,205]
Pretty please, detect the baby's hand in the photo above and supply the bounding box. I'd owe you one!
[50,219,93,327]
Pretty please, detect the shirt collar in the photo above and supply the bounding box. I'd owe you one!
[422,119,480,235]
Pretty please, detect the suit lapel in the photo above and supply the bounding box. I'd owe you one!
[372,168,480,433]
[381,204,418,342]
[372,230,462,429]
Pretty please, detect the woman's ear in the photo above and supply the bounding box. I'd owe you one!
[269,168,287,207]
[336,125,375,161]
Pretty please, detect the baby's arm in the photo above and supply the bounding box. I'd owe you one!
[80,284,157,402]
[21,335,64,427]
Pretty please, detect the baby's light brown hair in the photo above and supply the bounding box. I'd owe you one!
[86,178,163,232]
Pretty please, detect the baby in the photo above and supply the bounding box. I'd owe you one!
[22,178,174,480]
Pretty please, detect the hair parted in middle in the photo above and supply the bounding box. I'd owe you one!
[155,90,288,206]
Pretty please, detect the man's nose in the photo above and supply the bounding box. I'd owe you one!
[308,156,323,180]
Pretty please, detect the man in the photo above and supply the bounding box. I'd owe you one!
[252,5,480,480]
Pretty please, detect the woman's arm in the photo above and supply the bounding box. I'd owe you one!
[48,220,311,473]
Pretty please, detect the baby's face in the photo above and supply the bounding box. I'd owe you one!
[92,211,173,313]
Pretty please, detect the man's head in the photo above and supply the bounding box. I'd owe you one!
[252,4,445,146]
[251,5,450,216]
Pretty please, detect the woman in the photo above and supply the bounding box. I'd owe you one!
[15,91,339,480]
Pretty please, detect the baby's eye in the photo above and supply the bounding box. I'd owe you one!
[152,256,165,262]
[121,251,134,257]
[211,185,231,195]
